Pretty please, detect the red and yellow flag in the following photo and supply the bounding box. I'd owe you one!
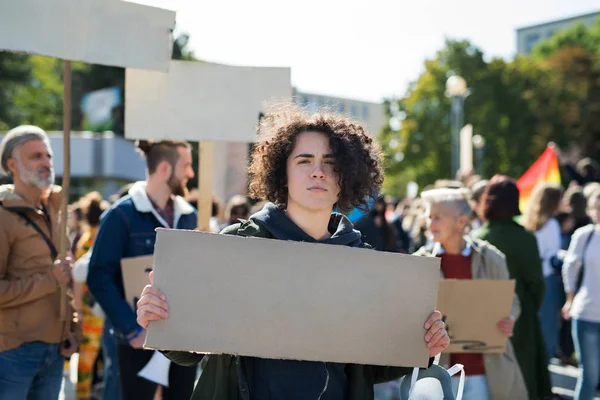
[516,147,561,212]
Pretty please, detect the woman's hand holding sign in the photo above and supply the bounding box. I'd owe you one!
[424,310,450,357]
[137,271,169,329]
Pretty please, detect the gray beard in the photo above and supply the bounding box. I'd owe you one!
[19,164,55,189]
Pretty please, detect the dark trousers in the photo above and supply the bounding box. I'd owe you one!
[117,345,196,400]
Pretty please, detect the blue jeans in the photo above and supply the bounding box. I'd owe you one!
[102,320,121,400]
[451,374,490,400]
[539,274,563,360]
[573,319,600,400]
[0,342,64,400]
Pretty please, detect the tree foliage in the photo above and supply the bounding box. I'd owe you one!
[381,18,600,197]
[0,52,32,130]
[0,32,198,133]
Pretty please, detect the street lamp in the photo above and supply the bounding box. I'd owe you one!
[446,75,470,179]
[472,134,486,176]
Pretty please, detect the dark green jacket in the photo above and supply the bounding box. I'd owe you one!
[163,219,414,400]
[473,219,552,399]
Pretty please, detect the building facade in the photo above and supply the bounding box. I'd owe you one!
[294,90,386,135]
[516,10,600,54]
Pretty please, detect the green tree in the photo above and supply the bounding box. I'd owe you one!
[381,40,558,196]
[0,52,32,129]
[533,18,600,58]
[1,32,198,132]
[531,18,600,160]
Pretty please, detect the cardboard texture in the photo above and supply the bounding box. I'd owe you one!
[145,229,440,368]
[0,0,175,71]
[125,61,292,142]
[121,255,154,311]
[437,279,516,354]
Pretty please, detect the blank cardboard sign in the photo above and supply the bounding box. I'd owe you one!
[437,279,516,354]
[0,0,175,71]
[125,61,292,142]
[145,229,440,368]
[121,255,154,311]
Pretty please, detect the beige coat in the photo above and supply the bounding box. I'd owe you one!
[415,237,529,400]
[0,184,78,351]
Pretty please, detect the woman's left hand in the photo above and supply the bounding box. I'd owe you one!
[424,310,450,358]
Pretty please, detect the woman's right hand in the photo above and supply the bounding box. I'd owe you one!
[136,271,169,329]
[562,301,572,320]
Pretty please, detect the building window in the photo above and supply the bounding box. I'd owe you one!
[525,33,540,53]
[362,105,368,119]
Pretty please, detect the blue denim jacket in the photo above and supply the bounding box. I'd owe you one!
[88,182,197,341]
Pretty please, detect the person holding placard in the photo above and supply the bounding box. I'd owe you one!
[0,126,80,399]
[415,188,527,399]
[136,104,450,400]
[88,140,198,400]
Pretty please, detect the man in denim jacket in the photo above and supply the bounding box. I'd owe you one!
[88,139,197,400]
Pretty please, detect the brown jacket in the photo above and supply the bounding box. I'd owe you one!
[0,184,77,352]
[415,237,528,400]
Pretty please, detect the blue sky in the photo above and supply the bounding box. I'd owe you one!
[133,0,599,102]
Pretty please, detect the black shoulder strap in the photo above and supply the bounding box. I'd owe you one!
[3,205,58,260]
[576,228,595,292]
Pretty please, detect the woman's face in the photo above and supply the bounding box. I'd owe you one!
[427,203,467,245]
[286,131,340,213]
[590,198,600,225]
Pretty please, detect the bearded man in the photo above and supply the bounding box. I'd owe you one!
[0,125,79,399]
[88,139,198,400]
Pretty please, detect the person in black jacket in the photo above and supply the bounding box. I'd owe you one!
[136,104,450,400]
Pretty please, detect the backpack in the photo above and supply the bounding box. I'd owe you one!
[399,355,465,400]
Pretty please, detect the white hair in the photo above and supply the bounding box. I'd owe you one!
[420,188,472,217]
[0,125,52,176]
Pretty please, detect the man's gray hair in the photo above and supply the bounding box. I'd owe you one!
[421,187,472,217]
[0,125,51,176]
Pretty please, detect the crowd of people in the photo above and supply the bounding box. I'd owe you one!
[0,105,599,400]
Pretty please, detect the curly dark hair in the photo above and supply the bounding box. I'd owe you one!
[248,104,383,212]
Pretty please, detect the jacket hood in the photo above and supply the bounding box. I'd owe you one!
[249,202,362,247]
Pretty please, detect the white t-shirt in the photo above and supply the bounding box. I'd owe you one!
[534,218,562,277]
[563,225,600,323]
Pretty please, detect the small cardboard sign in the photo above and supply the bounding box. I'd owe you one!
[144,229,441,368]
[0,0,175,71]
[121,255,154,311]
[437,279,516,353]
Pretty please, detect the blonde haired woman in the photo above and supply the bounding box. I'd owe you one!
[562,190,600,400]
[416,188,527,399]
[521,182,564,360]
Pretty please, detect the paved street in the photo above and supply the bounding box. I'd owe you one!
[60,356,600,400]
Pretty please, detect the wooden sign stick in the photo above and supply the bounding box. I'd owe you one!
[58,60,72,321]
[196,142,215,232]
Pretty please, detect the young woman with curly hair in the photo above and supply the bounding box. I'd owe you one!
[136,104,449,400]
